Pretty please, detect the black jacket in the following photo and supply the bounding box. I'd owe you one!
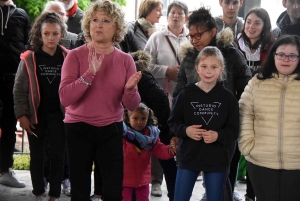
[168,82,239,172]
[0,2,31,75]
[138,70,170,137]
[119,29,142,53]
[173,28,251,101]
[273,11,300,38]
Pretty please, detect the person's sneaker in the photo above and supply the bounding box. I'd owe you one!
[62,178,71,196]
[90,197,102,201]
[151,183,162,197]
[0,168,26,188]
[245,196,255,201]
[200,193,206,201]
[35,194,47,201]
[233,192,243,201]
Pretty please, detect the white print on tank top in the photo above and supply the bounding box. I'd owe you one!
[191,102,221,125]
[39,65,62,84]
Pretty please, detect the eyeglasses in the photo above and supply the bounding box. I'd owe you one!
[274,52,300,62]
[188,29,210,41]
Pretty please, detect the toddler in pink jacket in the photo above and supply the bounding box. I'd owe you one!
[122,103,175,201]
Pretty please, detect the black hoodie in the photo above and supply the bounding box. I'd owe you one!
[0,2,31,75]
[273,11,300,38]
[168,82,239,172]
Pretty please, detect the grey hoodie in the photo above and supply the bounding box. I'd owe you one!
[272,11,300,38]
[214,16,244,39]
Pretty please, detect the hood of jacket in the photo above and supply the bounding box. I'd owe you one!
[276,10,300,29]
[131,50,151,72]
[161,25,189,38]
[0,1,16,35]
[179,27,234,59]
[214,16,244,38]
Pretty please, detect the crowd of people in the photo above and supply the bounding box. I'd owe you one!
[0,0,300,201]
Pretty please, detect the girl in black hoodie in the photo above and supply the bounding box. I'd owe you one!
[168,46,239,201]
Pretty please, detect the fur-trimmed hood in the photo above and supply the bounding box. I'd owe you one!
[131,50,151,72]
[179,27,234,59]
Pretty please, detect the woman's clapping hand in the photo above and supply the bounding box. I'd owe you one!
[88,45,104,75]
[125,71,142,90]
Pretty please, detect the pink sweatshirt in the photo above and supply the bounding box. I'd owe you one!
[59,45,141,126]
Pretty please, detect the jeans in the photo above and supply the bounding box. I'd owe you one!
[174,168,225,201]
[65,121,124,201]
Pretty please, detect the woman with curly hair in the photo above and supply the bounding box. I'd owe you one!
[13,12,68,201]
[58,0,141,200]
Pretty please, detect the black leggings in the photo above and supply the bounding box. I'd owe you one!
[228,143,240,192]
[247,161,300,201]
[65,121,124,201]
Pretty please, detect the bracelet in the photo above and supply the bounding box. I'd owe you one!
[79,76,92,86]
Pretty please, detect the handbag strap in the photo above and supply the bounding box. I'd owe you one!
[165,35,181,65]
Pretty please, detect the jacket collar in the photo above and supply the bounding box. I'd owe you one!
[179,27,233,59]
[276,11,300,29]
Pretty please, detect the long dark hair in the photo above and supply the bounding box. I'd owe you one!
[257,35,300,80]
[29,12,66,51]
[240,8,273,51]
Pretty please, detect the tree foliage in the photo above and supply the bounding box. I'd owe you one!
[13,0,127,23]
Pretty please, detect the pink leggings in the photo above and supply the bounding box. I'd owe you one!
[122,185,149,201]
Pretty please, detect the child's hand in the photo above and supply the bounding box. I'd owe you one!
[202,130,218,143]
[168,145,176,155]
[186,125,206,141]
[19,115,35,136]
[169,137,179,153]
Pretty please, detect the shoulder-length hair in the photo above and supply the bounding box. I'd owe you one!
[138,0,163,19]
[29,12,67,51]
[81,0,127,44]
[240,8,273,51]
[257,35,300,80]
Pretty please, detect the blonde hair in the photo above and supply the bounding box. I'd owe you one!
[81,0,127,44]
[195,46,227,81]
[138,0,163,19]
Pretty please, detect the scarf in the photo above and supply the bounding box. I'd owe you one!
[67,2,77,17]
[123,121,160,151]
[137,18,157,38]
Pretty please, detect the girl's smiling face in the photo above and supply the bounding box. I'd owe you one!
[275,44,299,75]
[196,55,224,86]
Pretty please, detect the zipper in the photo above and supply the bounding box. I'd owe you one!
[278,75,287,169]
